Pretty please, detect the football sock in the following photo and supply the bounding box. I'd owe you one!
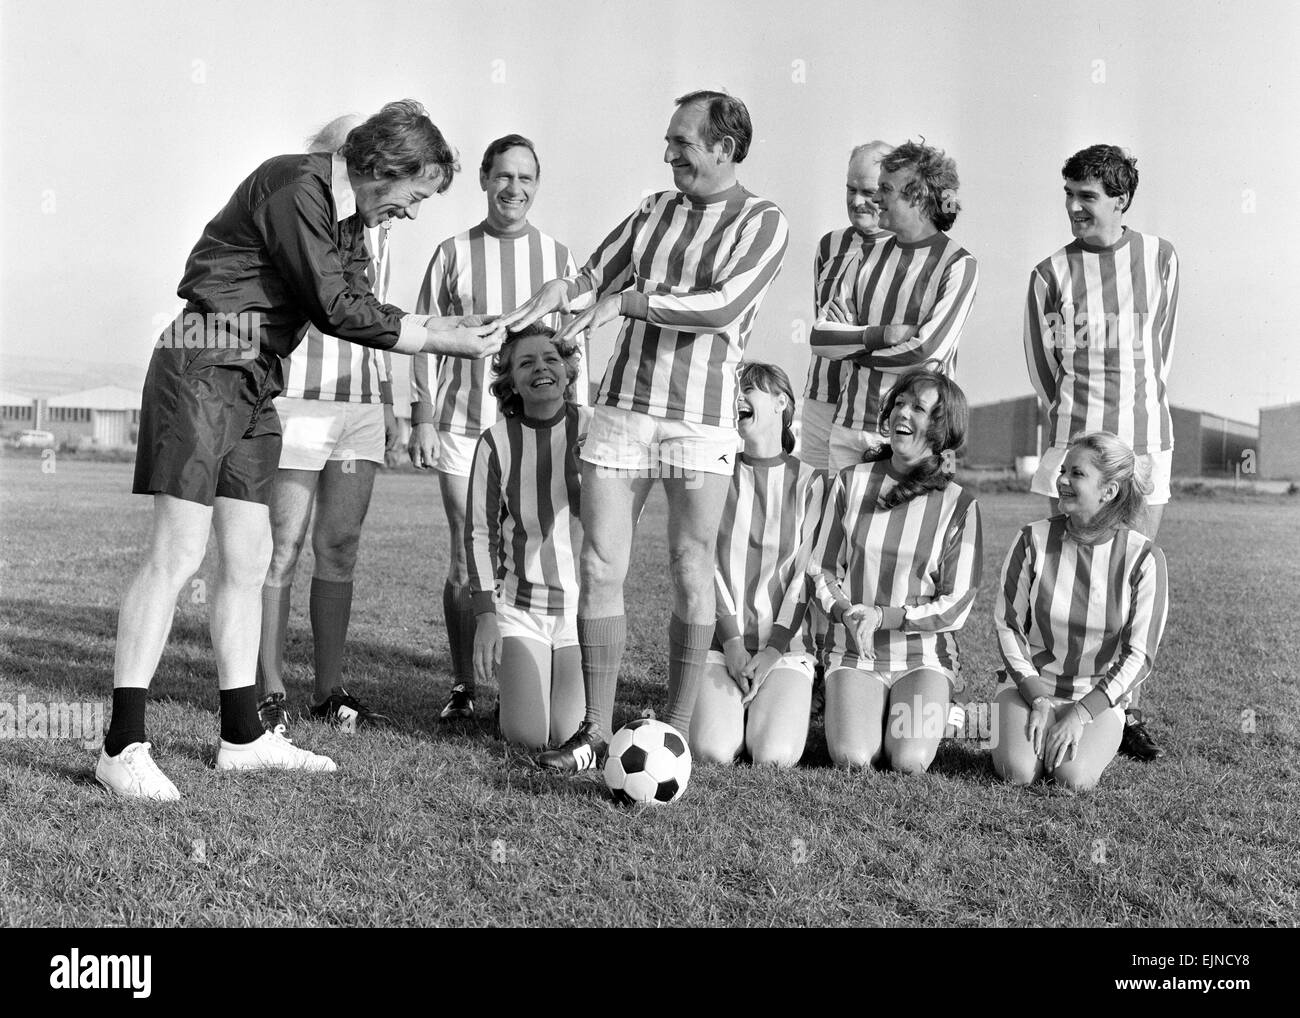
[443,580,477,690]
[578,615,625,737]
[256,584,291,698]
[310,577,352,702]
[103,687,147,757]
[662,615,712,735]
[219,685,263,745]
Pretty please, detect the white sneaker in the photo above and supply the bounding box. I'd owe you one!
[95,742,182,801]
[215,729,337,772]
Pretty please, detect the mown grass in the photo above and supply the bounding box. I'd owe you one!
[1,459,1296,927]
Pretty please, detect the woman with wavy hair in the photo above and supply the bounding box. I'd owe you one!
[810,367,982,773]
[465,324,589,750]
[992,431,1168,790]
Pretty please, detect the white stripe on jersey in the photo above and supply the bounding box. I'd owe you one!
[995,517,1169,711]
[411,222,583,435]
[280,226,393,404]
[465,403,588,616]
[809,461,982,671]
[714,454,826,655]
[565,184,788,428]
[1024,230,1179,455]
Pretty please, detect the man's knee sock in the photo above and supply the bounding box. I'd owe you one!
[578,615,625,738]
[310,577,352,702]
[662,614,712,735]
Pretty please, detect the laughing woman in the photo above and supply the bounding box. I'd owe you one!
[810,368,982,773]
[992,431,1168,791]
[465,323,588,750]
[690,363,826,767]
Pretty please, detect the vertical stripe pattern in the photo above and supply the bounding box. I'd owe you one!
[995,517,1169,706]
[411,223,583,434]
[465,403,587,615]
[280,226,393,403]
[804,228,888,403]
[809,461,983,670]
[564,186,789,427]
[1024,230,1179,454]
[812,233,978,431]
[713,454,827,655]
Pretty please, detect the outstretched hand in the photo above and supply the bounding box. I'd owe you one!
[497,279,570,334]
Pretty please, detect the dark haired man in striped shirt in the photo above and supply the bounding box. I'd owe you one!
[503,90,789,772]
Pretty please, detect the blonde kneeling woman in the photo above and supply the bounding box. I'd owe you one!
[993,431,1169,791]
[810,368,982,773]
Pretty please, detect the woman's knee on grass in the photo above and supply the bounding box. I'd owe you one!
[747,733,802,768]
[886,738,938,775]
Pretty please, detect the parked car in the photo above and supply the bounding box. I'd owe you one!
[15,430,56,449]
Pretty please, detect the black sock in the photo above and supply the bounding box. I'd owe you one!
[104,687,147,757]
[219,685,264,745]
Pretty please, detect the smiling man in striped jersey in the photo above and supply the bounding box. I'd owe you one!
[502,90,790,772]
[809,140,979,471]
[1023,143,1180,761]
[407,134,585,723]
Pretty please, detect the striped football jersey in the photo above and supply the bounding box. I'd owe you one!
[804,227,888,404]
[465,402,589,616]
[563,184,789,428]
[279,225,393,403]
[995,516,1169,716]
[810,460,982,671]
[811,233,977,431]
[714,453,827,655]
[1024,229,1179,455]
[411,222,582,435]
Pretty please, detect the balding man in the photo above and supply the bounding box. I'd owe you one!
[801,141,893,470]
[97,100,501,800]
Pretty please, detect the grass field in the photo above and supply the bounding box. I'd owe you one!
[1,457,1297,927]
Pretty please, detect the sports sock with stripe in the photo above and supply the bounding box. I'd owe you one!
[578,615,625,738]
[256,584,291,698]
[310,577,352,702]
[219,684,263,745]
[103,687,147,757]
[662,615,712,735]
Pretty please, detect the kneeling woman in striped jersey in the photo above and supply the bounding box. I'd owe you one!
[993,431,1168,791]
[691,363,826,766]
[465,324,588,750]
[810,368,982,773]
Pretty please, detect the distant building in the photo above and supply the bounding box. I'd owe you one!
[963,396,1048,470]
[963,395,1257,478]
[44,385,141,448]
[1169,407,1258,478]
[0,390,38,437]
[1259,401,1300,480]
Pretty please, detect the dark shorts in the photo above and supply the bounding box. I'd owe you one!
[133,328,283,506]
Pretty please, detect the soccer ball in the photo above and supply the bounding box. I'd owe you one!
[603,718,692,804]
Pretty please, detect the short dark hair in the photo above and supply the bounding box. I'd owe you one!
[339,99,460,194]
[480,134,540,180]
[674,90,752,163]
[489,323,582,417]
[1062,144,1139,211]
[881,140,962,232]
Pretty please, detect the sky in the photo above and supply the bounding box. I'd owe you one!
[3,0,1297,419]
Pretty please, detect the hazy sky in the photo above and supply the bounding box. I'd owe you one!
[3,0,1297,418]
